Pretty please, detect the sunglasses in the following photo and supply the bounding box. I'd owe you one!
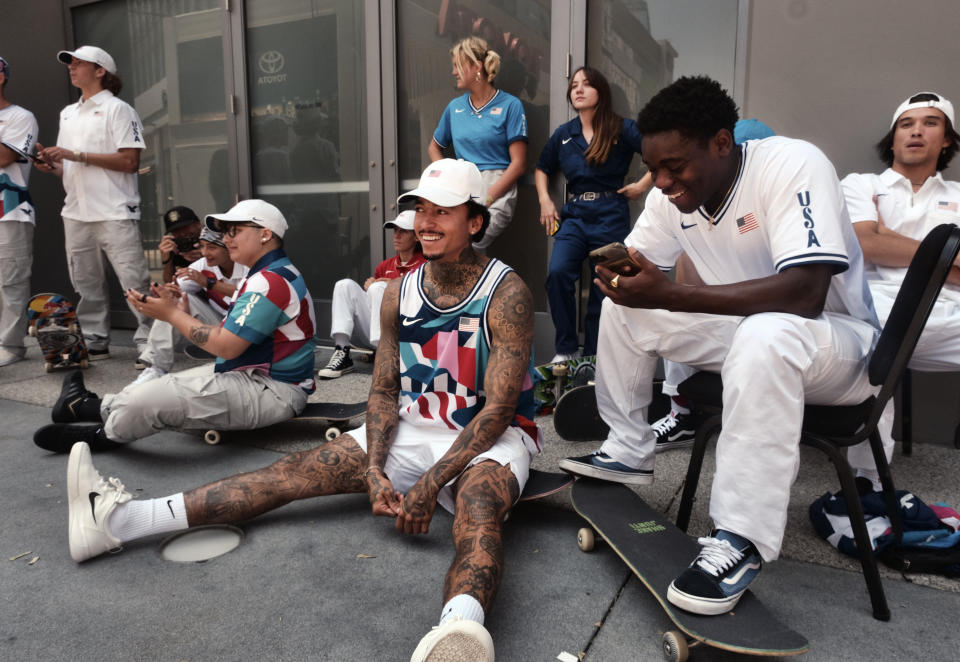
[215,221,262,237]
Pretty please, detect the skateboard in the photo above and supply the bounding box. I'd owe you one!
[203,401,367,445]
[532,354,596,415]
[571,479,809,661]
[26,293,89,372]
[517,469,573,502]
[316,343,375,363]
[553,379,672,442]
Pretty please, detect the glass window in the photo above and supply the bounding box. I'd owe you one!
[246,0,370,296]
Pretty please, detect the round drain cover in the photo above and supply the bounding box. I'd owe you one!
[159,525,244,563]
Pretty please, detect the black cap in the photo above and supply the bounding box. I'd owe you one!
[163,206,200,232]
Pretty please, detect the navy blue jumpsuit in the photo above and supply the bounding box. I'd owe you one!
[537,117,643,355]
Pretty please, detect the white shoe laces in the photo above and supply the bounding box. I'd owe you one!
[693,536,743,577]
[327,348,347,367]
[97,476,133,504]
[652,412,678,436]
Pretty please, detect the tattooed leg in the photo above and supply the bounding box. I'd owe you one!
[443,461,520,611]
[184,434,368,525]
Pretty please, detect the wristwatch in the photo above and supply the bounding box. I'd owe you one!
[206,276,217,290]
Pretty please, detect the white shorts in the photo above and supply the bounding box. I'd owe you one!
[346,421,537,514]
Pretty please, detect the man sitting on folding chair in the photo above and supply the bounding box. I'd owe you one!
[560,76,885,616]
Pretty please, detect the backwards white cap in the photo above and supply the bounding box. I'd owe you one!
[891,92,955,128]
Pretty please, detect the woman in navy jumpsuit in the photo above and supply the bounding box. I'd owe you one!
[536,67,645,361]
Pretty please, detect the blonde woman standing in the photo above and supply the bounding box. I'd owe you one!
[429,36,527,249]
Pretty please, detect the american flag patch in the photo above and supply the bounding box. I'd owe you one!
[458,316,479,333]
[736,212,759,234]
[490,107,503,115]
[937,201,959,212]
[428,169,442,178]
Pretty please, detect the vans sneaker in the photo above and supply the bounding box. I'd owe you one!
[52,370,102,423]
[410,616,494,662]
[87,348,110,361]
[67,441,132,562]
[317,346,354,379]
[667,529,762,615]
[653,411,699,452]
[559,451,654,485]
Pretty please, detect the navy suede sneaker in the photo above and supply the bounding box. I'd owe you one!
[667,529,762,615]
[559,451,654,485]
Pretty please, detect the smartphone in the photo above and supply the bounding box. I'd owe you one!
[589,242,640,275]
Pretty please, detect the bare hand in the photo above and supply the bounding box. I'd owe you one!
[538,200,560,236]
[159,234,177,261]
[395,477,437,535]
[594,248,675,309]
[32,143,55,173]
[175,266,206,286]
[363,276,376,291]
[618,172,653,200]
[125,285,177,322]
[366,468,402,517]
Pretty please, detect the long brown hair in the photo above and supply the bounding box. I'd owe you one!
[569,66,622,166]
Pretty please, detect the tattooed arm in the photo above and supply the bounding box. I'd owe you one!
[364,279,404,517]
[396,272,535,534]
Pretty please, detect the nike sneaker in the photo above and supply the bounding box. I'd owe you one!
[51,370,102,423]
[67,441,132,562]
[318,346,354,379]
[34,423,117,454]
[652,411,700,452]
[667,529,763,615]
[559,451,654,485]
[410,616,494,662]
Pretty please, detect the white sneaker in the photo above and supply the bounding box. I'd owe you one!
[549,351,579,364]
[0,347,25,367]
[129,365,167,387]
[67,441,132,562]
[410,617,494,662]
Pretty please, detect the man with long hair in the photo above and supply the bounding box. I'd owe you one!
[35,45,151,363]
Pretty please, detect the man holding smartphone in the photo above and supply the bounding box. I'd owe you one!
[561,76,882,617]
[0,55,39,367]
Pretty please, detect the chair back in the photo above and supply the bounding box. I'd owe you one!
[868,224,960,400]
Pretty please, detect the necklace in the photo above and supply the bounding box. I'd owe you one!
[704,150,742,230]
[470,87,496,113]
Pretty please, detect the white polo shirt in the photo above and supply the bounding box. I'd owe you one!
[56,89,144,222]
[0,103,38,224]
[625,136,877,326]
[842,168,960,283]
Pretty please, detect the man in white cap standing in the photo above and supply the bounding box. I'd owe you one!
[843,92,960,371]
[35,45,151,362]
[56,161,540,662]
[0,55,39,367]
[34,199,316,452]
[318,209,426,379]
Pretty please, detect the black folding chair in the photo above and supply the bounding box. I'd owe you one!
[674,223,960,621]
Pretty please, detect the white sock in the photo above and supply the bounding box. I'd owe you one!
[332,333,350,349]
[108,493,189,543]
[670,397,690,417]
[439,594,485,627]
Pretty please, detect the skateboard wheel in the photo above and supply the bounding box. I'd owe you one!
[552,363,569,377]
[68,323,80,333]
[204,430,222,445]
[325,426,341,441]
[661,631,688,662]
[80,359,89,368]
[28,325,37,337]
[44,362,53,373]
[577,527,595,552]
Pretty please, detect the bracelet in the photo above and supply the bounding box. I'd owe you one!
[206,276,217,290]
[73,149,81,162]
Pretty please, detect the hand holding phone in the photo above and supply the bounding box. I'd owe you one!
[589,242,642,276]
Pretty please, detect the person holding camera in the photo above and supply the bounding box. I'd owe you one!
[35,45,151,361]
[157,205,203,284]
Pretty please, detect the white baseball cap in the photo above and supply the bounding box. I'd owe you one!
[891,92,955,128]
[205,199,289,239]
[57,46,117,75]
[397,159,483,207]
[384,210,416,230]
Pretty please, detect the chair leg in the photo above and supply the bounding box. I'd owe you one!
[901,370,913,456]
[804,436,891,621]
[676,413,721,533]
[869,431,904,548]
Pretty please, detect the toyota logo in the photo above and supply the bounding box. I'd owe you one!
[259,51,285,74]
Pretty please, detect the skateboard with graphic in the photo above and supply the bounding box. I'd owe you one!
[532,354,596,415]
[571,479,809,661]
[553,379,672,442]
[203,401,367,445]
[26,293,89,372]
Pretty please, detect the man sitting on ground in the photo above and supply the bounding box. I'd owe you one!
[560,77,883,616]
[132,224,249,385]
[318,210,426,379]
[63,159,540,661]
[34,199,315,452]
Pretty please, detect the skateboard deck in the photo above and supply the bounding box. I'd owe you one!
[532,354,596,415]
[316,342,375,363]
[518,469,573,502]
[553,383,609,442]
[203,401,367,445]
[26,293,89,372]
[571,479,809,661]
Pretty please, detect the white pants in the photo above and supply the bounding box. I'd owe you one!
[138,292,225,371]
[347,420,537,514]
[329,279,387,349]
[661,360,698,398]
[871,279,960,371]
[101,363,308,442]
[0,221,33,352]
[595,299,882,561]
[473,169,518,250]
[63,217,152,351]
